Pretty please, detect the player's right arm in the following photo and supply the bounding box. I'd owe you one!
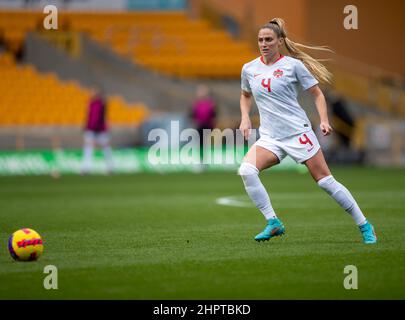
[239,90,253,140]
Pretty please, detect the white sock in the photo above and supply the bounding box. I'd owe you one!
[317,175,367,226]
[238,162,277,220]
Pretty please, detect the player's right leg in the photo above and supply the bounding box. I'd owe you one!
[238,145,285,241]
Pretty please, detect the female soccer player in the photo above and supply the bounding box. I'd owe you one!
[238,18,377,244]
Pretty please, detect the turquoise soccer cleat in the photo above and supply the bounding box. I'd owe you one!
[254,217,285,242]
[359,221,377,244]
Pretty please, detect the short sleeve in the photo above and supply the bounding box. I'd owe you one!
[295,60,318,90]
[241,64,251,93]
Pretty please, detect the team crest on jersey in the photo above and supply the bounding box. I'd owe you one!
[273,69,283,78]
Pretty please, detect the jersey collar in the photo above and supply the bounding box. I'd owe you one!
[260,54,284,66]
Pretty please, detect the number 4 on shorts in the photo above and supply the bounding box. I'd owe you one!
[299,133,313,146]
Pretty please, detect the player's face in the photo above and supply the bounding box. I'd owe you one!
[258,28,282,58]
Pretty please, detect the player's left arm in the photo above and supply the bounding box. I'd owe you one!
[307,85,333,136]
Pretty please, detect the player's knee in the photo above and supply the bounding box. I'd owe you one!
[238,162,259,176]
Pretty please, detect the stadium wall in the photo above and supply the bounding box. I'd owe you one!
[306,0,405,76]
[190,0,404,75]
[190,0,307,43]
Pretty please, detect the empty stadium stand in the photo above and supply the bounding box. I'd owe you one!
[0,10,256,79]
[0,51,149,126]
[1,9,403,118]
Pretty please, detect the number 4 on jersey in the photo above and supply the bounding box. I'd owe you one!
[261,78,271,92]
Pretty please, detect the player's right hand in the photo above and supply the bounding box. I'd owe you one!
[239,118,252,140]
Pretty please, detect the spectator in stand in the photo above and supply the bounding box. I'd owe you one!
[81,85,114,174]
[191,85,217,162]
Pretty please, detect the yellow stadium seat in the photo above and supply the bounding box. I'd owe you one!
[0,51,150,126]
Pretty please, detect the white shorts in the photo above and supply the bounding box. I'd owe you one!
[254,130,321,164]
[84,131,110,146]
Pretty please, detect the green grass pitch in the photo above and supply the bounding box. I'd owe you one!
[0,167,404,299]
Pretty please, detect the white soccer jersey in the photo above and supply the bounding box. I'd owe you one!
[241,55,318,139]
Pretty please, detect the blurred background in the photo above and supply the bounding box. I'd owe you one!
[0,0,404,175]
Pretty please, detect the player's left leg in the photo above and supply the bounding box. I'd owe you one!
[304,149,377,244]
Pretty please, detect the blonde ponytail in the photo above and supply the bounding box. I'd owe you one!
[263,18,333,84]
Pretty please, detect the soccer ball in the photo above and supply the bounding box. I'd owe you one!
[8,228,44,261]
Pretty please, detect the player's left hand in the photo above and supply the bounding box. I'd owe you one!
[320,122,333,136]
